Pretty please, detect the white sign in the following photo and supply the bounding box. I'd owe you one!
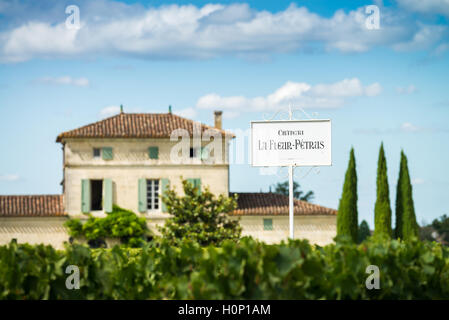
[251,119,332,167]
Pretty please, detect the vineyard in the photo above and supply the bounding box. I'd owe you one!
[1,237,449,299]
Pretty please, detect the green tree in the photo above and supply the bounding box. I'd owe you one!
[374,143,393,238]
[273,181,314,202]
[64,205,149,247]
[395,151,419,240]
[159,179,241,246]
[395,151,404,238]
[336,147,358,242]
[431,214,449,243]
[358,220,371,243]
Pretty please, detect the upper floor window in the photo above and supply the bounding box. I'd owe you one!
[148,146,159,159]
[263,218,273,231]
[92,147,113,160]
[102,147,113,160]
[189,147,209,160]
[93,148,101,158]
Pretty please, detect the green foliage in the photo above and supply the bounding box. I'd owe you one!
[395,151,419,240]
[374,143,393,238]
[337,148,358,242]
[159,179,241,246]
[432,215,449,243]
[2,237,449,299]
[64,205,149,247]
[358,220,371,243]
[64,219,83,238]
[273,181,314,202]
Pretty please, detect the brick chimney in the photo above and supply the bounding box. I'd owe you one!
[214,111,222,130]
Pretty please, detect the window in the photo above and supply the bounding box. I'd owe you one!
[200,146,209,160]
[102,147,113,160]
[189,147,209,161]
[81,179,113,213]
[148,146,159,159]
[91,180,103,211]
[93,148,101,158]
[263,218,273,231]
[146,179,159,210]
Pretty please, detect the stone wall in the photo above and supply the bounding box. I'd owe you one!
[235,215,337,246]
[0,217,70,250]
[0,215,336,248]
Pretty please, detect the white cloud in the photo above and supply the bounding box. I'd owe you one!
[196,78,381,114]
[0,2,447,62]
[0,174,20,181]
[37,76,89,87]
[355,122,448,134]
[396,84,417,94]
[401,122,421,132]
[434,42,449,56]
[174,107,197,119]
[393,24,447,51]
[396,0,449,17]
[412,178,425,185]
[99,105,121,118]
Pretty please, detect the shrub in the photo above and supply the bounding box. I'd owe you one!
[64,205,149,247]
[1,237,449,299]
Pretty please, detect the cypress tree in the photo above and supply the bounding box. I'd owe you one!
[358,220,371,243]
[396,151,419,240]
[337,148,358,242]
[374,143,392,238]
[395,152,404,239]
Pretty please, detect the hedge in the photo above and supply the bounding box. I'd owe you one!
[1,237,449,299]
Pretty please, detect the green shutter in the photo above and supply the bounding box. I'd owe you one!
[81,179,91,213]
[194,178,201,195]
[161,178,169,212]
[186,178,195,187]
[149,146,159,159]
[102,147,113,160]
[187,178,201,195]
[138,178,147,213]
[104,179,113,213]
[263,218,273,231]
[200,147,209,160]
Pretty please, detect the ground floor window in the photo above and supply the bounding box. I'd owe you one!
[91,179,103,211]
[147,179,160,210]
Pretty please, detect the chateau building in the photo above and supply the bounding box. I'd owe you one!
[0,109,337,248]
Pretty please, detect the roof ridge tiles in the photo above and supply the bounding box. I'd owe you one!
[56,112,234,142]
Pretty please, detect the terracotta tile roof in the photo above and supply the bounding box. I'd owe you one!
[0,195,66,217]
[56,112,234,142]
[230,192,337,216]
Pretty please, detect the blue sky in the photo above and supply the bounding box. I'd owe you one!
[0,0,448,228]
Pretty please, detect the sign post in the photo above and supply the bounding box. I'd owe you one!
[250,111,331,240]
[288,164,294,239]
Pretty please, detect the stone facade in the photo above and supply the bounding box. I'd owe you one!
[63,138,230,216]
